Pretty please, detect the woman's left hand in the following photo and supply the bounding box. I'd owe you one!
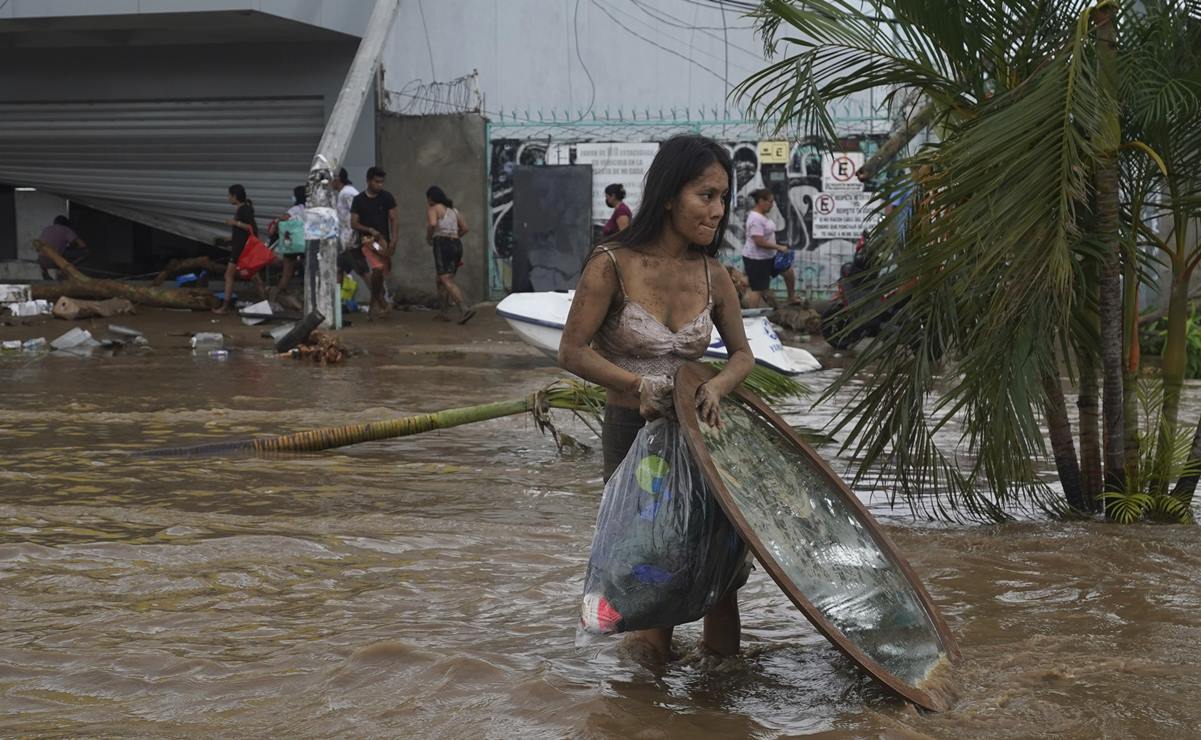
[695,382,723,429]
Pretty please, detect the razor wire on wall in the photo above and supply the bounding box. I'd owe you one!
[486,105,894,301]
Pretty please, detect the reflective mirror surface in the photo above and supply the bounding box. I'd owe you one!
[701,398,949,689]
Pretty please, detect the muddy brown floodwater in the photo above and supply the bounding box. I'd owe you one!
[3,308,1201,738]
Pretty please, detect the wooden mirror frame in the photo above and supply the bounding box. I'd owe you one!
[674,361,959,711]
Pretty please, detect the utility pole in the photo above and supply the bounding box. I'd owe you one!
[304,0,402,328]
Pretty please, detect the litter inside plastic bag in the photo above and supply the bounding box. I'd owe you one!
[577,419,748,643]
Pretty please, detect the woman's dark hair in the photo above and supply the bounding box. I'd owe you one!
[293,185,306,206]
[749,188,773,204]
[228,183,251,206]
[426,186,453,208]
[336,167,351,185]
[604,183,626,200]
[607,134,733,257]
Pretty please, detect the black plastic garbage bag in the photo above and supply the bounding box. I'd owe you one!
[577,419,749,641]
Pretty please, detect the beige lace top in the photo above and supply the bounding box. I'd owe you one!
[592,247,713,378]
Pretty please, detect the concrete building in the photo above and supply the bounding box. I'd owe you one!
[0,1,379,280]
[0,1,858,302]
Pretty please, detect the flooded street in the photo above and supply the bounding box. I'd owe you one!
[4,311,1201,738]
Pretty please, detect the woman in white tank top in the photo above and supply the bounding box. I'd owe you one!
[425,186,474,324]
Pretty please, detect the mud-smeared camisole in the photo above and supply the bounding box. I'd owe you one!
[592,247,714,378]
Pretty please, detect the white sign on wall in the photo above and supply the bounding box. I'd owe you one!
[813,151,878,239]
[552,142,659,223]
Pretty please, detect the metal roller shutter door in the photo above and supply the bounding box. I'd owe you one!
[0,97,325,244]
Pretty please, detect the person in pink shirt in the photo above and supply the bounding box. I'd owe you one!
[739,189,789,308]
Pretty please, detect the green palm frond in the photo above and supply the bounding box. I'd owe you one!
[737,0,1091,141]
[1098,376,1196,523]
[814,6,1110,520]
[711,362,811,403]
[1099,490,1154,524]
[1149,492,1192,522]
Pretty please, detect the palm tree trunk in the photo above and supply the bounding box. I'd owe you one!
[1093,4,1125,495]
[856,101,938,182]
[1122,261,1141,486]
[1077,354,1103,510]
[1043,371,1085,511]
[139,397,539,457]
[1155,269,1190,494]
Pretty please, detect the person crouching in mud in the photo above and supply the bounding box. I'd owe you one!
[558,134,755,661]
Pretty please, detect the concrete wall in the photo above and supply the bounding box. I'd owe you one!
[376,112,487,305]
[0,189,68,280]
[384,0,879,117]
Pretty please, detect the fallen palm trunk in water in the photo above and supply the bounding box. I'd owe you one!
[136,384,594,458]
[33,241,218,311]
[134,367,805,458]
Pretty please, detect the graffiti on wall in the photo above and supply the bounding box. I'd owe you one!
[719,137,886,295]
[489,135,886,297]
[490,139,549,260]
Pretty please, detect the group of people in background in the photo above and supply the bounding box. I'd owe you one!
[600,181,801,309]
[212,166,473,322]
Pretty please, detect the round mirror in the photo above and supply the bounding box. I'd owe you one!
[674,363,958,710]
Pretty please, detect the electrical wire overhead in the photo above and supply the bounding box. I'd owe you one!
[573,0,598,120]
[589,0,735,84]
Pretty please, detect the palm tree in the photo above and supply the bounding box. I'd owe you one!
[736,0,1201,520]
[137,367,810,457]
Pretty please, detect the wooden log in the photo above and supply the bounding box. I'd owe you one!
[151,256,225,286]
[34,241,218,310]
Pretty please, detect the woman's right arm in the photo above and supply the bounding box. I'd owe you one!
[558,253,640,397]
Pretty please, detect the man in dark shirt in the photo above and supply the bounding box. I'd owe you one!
[350,166,399,317]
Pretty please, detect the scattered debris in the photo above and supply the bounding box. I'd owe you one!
[52,296,135,320]
[209,349,230,360]
[286,330,345,364]
[1,339,20,350]
[240,300,273,326]
[273,310,325,353]
[108,324,144,340]
[190,332,224,349]
[101,325,150,349]
[50,327,101,352]
[770,303,823,335]
[0,284,31,303]
[151,256,223,287]
[5,299,51,317]
[266,323,297,345]
[22,337,47,351]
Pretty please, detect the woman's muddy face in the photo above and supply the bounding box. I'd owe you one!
[668,162,729,247]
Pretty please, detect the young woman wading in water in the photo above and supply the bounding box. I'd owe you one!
[558,135,755,661]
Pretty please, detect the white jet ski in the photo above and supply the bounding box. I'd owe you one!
[497,291,821,376]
